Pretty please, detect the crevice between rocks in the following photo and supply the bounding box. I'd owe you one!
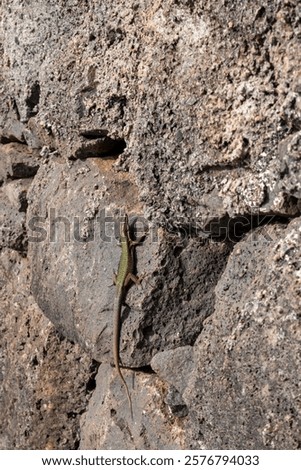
[205,213,293,242]
[76,129,126,159]
[171,212,297,245]
[25,81,40,117]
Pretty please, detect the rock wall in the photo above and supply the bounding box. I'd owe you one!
[0,0,300,449]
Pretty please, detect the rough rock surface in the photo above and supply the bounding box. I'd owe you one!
[0,0,300,450]
[0,249,94,450]
[157,221,301,449]
[190,219,301,450]
[80,363,188,450]
[27,157,231,367]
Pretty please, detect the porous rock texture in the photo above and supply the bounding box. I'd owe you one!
[0,0,300,449]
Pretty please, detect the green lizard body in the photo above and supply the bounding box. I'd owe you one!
[113,214,140,419]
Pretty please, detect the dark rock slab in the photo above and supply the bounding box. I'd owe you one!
[183,220,301,449]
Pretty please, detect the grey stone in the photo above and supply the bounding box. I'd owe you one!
[80,363,188,449]
[165,386,189,418]
[1,1,299,225]
[27,159,231,368]
[0,118,25,144]
[183,220,301,449]
[151,346,195,395]
[277,131,301,202]
[0,186,26,252]
[4,178,31,212]
[0,249,93,450]
[0,143,40,183]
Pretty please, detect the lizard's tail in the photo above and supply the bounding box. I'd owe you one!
[124,376,133,421]
[113,291,133,420]
[116,362,133,420]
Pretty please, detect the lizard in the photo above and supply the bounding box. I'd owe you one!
[113,213,143,419]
